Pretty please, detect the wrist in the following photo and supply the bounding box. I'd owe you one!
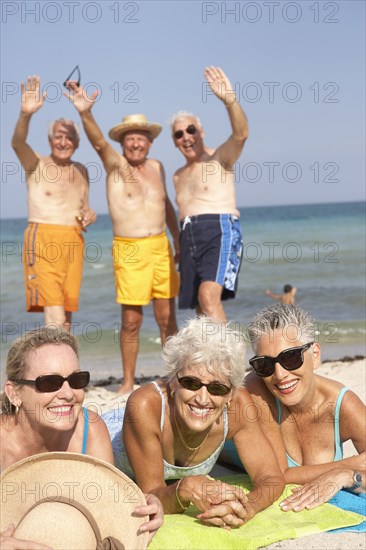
[347,471,363,490]
[224,97,237,108]
[175,478,191,511]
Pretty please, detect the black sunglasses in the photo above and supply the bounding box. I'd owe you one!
[249,342,314,377]
[63,65,80,88]
[177,375,231,396]
[173,124,197,140]
[12,371,90,393]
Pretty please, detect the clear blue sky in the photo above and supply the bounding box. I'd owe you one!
[1,0,365,218]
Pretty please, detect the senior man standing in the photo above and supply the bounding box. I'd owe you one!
[11,76,96,332]
[67,82,179,394]
[171,66,249,322]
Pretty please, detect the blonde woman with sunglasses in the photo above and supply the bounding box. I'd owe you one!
[0,328,163,549]
[103,316,284,529]
[225,304,366,511]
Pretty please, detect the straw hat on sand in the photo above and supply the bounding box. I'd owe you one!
[0,452,149,550]
[108,114,162,142]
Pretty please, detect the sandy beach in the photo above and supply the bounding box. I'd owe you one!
[84,357,366,550]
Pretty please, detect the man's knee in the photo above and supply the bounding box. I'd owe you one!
[121,308,143,334]
[198,283,222,308]
[44,308,66,329]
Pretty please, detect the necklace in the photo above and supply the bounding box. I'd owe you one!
[173,408,210,452]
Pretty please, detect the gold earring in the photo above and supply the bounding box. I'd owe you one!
[171,390,175,398]
[14,404,20,415]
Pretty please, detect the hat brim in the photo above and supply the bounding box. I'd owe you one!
[108,123,162,142]
[0,452,149,550]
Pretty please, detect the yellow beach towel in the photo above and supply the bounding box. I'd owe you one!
[149,475,364,550]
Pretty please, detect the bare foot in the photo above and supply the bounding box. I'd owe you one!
[117,383,135,395]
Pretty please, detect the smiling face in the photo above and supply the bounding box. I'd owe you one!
[121,130,152,166]
[49,121,78,164]
[16,343,85,430]
[172,364,232,434]
[256,328,320,407]
[172,116,204,162]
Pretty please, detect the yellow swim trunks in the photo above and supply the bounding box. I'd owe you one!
[23,223,84,312]
[112,232,179,305]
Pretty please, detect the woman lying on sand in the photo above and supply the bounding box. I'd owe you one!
[224,304,366,510]
[103,316,284,529]
[0,328,163,549]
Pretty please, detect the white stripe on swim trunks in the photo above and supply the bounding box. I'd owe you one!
[182,216,191,230]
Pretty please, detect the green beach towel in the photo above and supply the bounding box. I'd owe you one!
[149,475,364,550]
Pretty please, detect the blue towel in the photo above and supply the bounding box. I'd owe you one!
[328,490,366,533]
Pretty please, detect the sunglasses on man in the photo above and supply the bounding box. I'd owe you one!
[249,342,314,377]
[173,124,197,140]
[177,374,231,396]
[11,371,90,393]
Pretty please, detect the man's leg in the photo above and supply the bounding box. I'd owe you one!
[198,281,226,322]
[44,306,68,331]
[119,304,143,394]
[153,298,178,346]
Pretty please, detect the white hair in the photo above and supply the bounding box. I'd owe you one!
[48,118,80,144]
[162,316,246,389]
[170,111,202,131]
[248,305,316,353]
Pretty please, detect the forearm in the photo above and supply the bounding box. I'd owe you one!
[146,481,186,514]
[225,100,249,142]
[11,112,32,149]
[79,111,108,152]
[247,475,285,515]
[284,455,365,485]
[166,200,180,243]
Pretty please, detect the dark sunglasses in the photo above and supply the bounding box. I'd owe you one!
[177,375,231,396]
[173,124,197,140]
[63,65,80,88]
[12,371,90,392]
[249,342,314,377]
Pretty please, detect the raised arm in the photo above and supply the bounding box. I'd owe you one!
[11,76,46,172]
[65,82,121,173]
[265,289,282,300]
[205,66,249,167]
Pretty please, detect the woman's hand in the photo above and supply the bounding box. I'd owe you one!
[280,469,354,511]
[177,476,249,527]
[197,498,255,529]
[0,524,52,550]
[135,493,164,544]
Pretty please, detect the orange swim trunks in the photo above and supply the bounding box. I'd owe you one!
[23,223,84,312]
[112,232,179,305]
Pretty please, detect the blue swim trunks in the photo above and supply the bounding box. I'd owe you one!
[179,214,243,309]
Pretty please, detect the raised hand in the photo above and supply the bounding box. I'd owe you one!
[20,76,47,115]
[64,81,99,113]
[204,66,237,106]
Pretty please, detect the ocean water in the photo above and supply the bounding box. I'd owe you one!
[1,201,365,380]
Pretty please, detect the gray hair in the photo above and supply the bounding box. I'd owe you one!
[48,118,80,144]
[248,304,315,353]
[163,316,246,389]
[1,327,79,415]
[170,111,202,131]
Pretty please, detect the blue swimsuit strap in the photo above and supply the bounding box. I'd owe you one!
[81,406,89,455]
[276,386,349,464]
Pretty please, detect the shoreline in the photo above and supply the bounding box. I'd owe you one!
[89,354,366,388]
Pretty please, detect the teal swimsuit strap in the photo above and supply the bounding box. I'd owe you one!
[81,406,89,455]
[334,387,349,461]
